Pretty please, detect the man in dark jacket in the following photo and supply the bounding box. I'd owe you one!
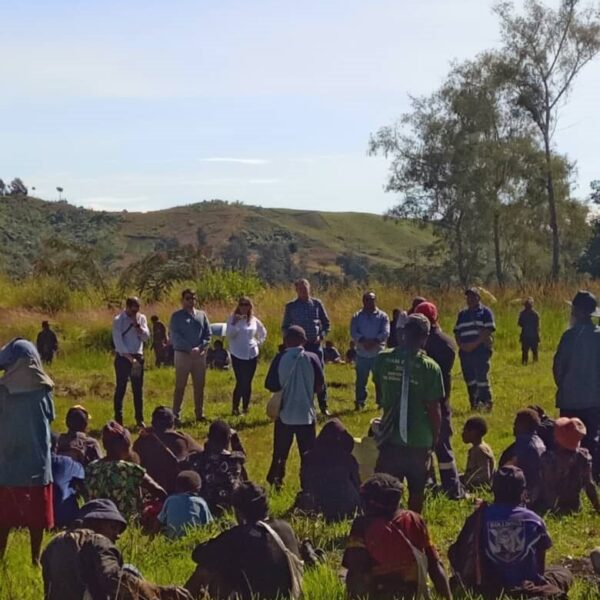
[518,298,540,365]
[415,301,465,500]
[553,290,600,479]
[41,499,191,600]
[37,321,58,364]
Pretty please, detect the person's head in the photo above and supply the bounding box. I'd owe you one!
[402,314,430,351]
[362,291,377,312]
[125,296,140,317]
[176,470,202,494]
[571,290,598,323]
[66,405,90,433]
[325,340,334,348]
[492,466,527,506]
[151,406,175,433]
[367,417,381,438]
[207,419,232,451]
[235,296,253,318]
[181,288,197,310]
[50,431,59,454]
[349,340,356,349]
[465,287,481,310]
[150,315,159,323]
[42,320,49,330]
[462,416,488,444]
[513,408,541,437]
[294,278,311,301]
[409,296,427,313]
[101,421,132,460]
[524,297,534,309]
[78,499,127,543]
[315,418,353,455]
[214,340,224,350]
[414,301,439,327]
[554,417,587,452]
[284,325,307,349]
[392,308,401,321]
[361,473,403,518]
[232,481,269,524]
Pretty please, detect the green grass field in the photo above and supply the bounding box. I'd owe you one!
[2,286,600,599]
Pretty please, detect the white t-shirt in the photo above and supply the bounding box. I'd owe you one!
[226,315,267,360]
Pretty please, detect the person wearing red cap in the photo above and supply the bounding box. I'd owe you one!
[538,417,600,515]
[414,301,464,500]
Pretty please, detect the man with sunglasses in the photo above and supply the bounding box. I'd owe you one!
[170,289,212,424]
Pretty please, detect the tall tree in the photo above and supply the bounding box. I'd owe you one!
[494,0,600,279]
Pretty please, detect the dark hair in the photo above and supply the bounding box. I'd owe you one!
[284,325,307,344]
[125,296,140,308]
[214,340,224,348]
[151,406,175,432]
[492,466,526,505]
[232,482,269,522]
[515,408,541,433]
[464,416,488,437]
[360,473,403,517]
[176,470,202,493]
[181,288,196,299]
[50,432,59,452]
[150,315,159,322]
[207,419,232,449]
[66,407,89,432]
[42,320,49,327]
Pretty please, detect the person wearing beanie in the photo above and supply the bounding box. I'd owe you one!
[453,287,496,410]
[343,473,451,600]
[450,466,572,598]
[157,470,213,539]
[41,499,192,600]
[57,405,103,466]
[539,417,600,515]
[518,298,541,365]
[186,482,302,600]
[554,290,600,480]
[350,291,390,410]
[184,419,247,516]
[132,405,202,494]
[373,313,444,513]
[414,301,464,501]
[86,421,166,521]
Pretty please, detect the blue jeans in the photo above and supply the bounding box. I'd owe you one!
[355,355,377,407]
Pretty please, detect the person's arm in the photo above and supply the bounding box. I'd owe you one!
[552,333,569,386]
[51,331,58,351]
[426,546,452,600]
[282,302,292,335]
[378,314,391,343]
[79,537,127,596]
[141,473,167,501]
[112,316,132,358]
[137,314,151,343]
[265,354,283,392]
[426,401,442,447]
[426,365,444,446]
[226,315,240,340]
[311,354,325,395]
[342,519,372,599]
[255,319,267,345]
[583,455,600,512]
[317,300,331,337]
[350,314,361,343]
[200,313,212,349]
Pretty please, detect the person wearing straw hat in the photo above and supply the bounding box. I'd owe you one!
[553,290,600,479]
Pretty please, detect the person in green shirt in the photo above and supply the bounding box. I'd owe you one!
[373,313,443,513]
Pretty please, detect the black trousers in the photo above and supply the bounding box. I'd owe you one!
[521,338,539,364]
[231,355,258,411]
[304,341,328,411]
[113,354,144,423]
[266,420,316,487]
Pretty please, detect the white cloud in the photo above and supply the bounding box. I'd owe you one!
[198,157,270,165]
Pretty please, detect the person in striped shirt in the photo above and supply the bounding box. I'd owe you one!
[454,287,496,410]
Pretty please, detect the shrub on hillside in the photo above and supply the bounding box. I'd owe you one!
[192,268,263,304]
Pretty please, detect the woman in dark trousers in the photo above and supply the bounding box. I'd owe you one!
[226,297,267,415]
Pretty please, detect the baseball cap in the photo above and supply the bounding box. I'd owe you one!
[78,499,127,531]
[414,301,438,325]
[571,290,599,316]
[554,417,586,451]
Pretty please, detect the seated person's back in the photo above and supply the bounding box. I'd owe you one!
[57,406,103,466]
[207,341,230,369]
[185,419,247,514]
[299,418,361,520]
[323,341,342,363]
[461,416,495,489]
[187,482,301,600]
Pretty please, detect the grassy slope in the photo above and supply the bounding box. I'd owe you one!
[2,288,600,598]
[0,197,432,276]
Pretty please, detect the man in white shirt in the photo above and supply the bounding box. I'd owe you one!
[112,297,150,427]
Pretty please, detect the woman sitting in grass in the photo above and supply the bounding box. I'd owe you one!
[86,421,166,521]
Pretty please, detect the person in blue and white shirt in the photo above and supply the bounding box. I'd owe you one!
[454,287,496,410]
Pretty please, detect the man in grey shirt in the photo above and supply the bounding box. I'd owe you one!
[112,296,150,427]
[170,289,211,424]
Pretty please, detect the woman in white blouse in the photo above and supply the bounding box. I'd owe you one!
[226,296,267,415]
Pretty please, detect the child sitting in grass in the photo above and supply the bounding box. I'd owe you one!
[157,471,213,539]
[461,416,495,489]
[538,417,600,515]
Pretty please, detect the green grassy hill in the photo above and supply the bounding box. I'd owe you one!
[0,196,432,277]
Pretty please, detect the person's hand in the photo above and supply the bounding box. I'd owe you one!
[124,353,134,363]
[191,347,200,355]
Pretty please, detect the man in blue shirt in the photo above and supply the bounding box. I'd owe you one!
[265,326,324,487]
[281,279,331,416]
[170,289,211,424]
[454,288,496,410]
[350,291,390,410]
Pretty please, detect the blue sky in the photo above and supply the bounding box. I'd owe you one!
[1,0,598,214]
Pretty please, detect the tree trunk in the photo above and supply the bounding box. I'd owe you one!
[493,210,504,287]
[544,132,560,280]
[455,211,467,286]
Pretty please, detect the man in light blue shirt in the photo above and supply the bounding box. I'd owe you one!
[112,297,150,427]
[350,291,390,410]
[170,289,211,424]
